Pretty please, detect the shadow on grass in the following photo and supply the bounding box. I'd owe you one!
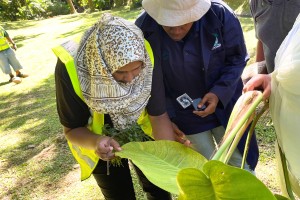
[0,80,10,86]
[2,20,39,30]
[111,7,143,20]
[58,24,90,39]
[55,7,143,39]
[12,33,44,49]
[0,73,76,199]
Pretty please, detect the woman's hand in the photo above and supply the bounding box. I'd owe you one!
[95,136,122,161]
[243,74,271,100]
[172,122,191,146]
[12,43,17,51]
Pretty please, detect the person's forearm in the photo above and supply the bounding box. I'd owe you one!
[63,126,102,150]
[149,112,176,140]
[6,36,15,45]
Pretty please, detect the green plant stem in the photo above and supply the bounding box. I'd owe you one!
[224,115,253,165]
[241,101,269,169]
[278,143,295,200]
[212,92,263,161]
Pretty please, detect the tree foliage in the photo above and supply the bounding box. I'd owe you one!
[0,0,249,21]
[0,0,70,21]
[0,0,143,21]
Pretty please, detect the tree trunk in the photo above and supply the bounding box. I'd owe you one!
[66,0,77,14]
[88,0,95,12]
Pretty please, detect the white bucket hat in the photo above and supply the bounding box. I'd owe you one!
[142,0,211,26]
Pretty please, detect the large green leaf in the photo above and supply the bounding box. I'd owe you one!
[177,160,277,200]
[116,140,207,194]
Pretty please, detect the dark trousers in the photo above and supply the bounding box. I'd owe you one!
[92,159,172,200]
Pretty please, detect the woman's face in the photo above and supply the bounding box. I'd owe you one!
[162,22,193,41]
[112,61,143,83]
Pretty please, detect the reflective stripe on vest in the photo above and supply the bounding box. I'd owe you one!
[52,39,154,181]
[0,27,10,51]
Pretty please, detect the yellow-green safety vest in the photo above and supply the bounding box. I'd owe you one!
[0,26,10,51]
[52,38,154,181]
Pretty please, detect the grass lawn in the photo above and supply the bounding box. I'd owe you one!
[0,5,281,200]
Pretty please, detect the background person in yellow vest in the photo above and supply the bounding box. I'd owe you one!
[0,26,28,83]
[54,14,171,200]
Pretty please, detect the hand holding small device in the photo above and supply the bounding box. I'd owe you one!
[191,97,206,111]
[176,93,206,111]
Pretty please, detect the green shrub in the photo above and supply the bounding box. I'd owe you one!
[47,2,70,16]
[114,0,125,7]
[130,0,141,9]
[18,0,51,20]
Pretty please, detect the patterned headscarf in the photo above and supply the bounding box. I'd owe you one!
[75,14,152,130]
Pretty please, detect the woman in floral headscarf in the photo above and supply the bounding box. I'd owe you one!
[54,14,171,200]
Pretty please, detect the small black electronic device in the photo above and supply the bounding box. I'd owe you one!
[191,98,206,111]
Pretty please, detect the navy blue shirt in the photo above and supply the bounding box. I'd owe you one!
[160,23,220,134]
[136,0,259,170]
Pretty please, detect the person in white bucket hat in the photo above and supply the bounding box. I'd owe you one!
[136,0,259,172]
[142,0,211,27]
